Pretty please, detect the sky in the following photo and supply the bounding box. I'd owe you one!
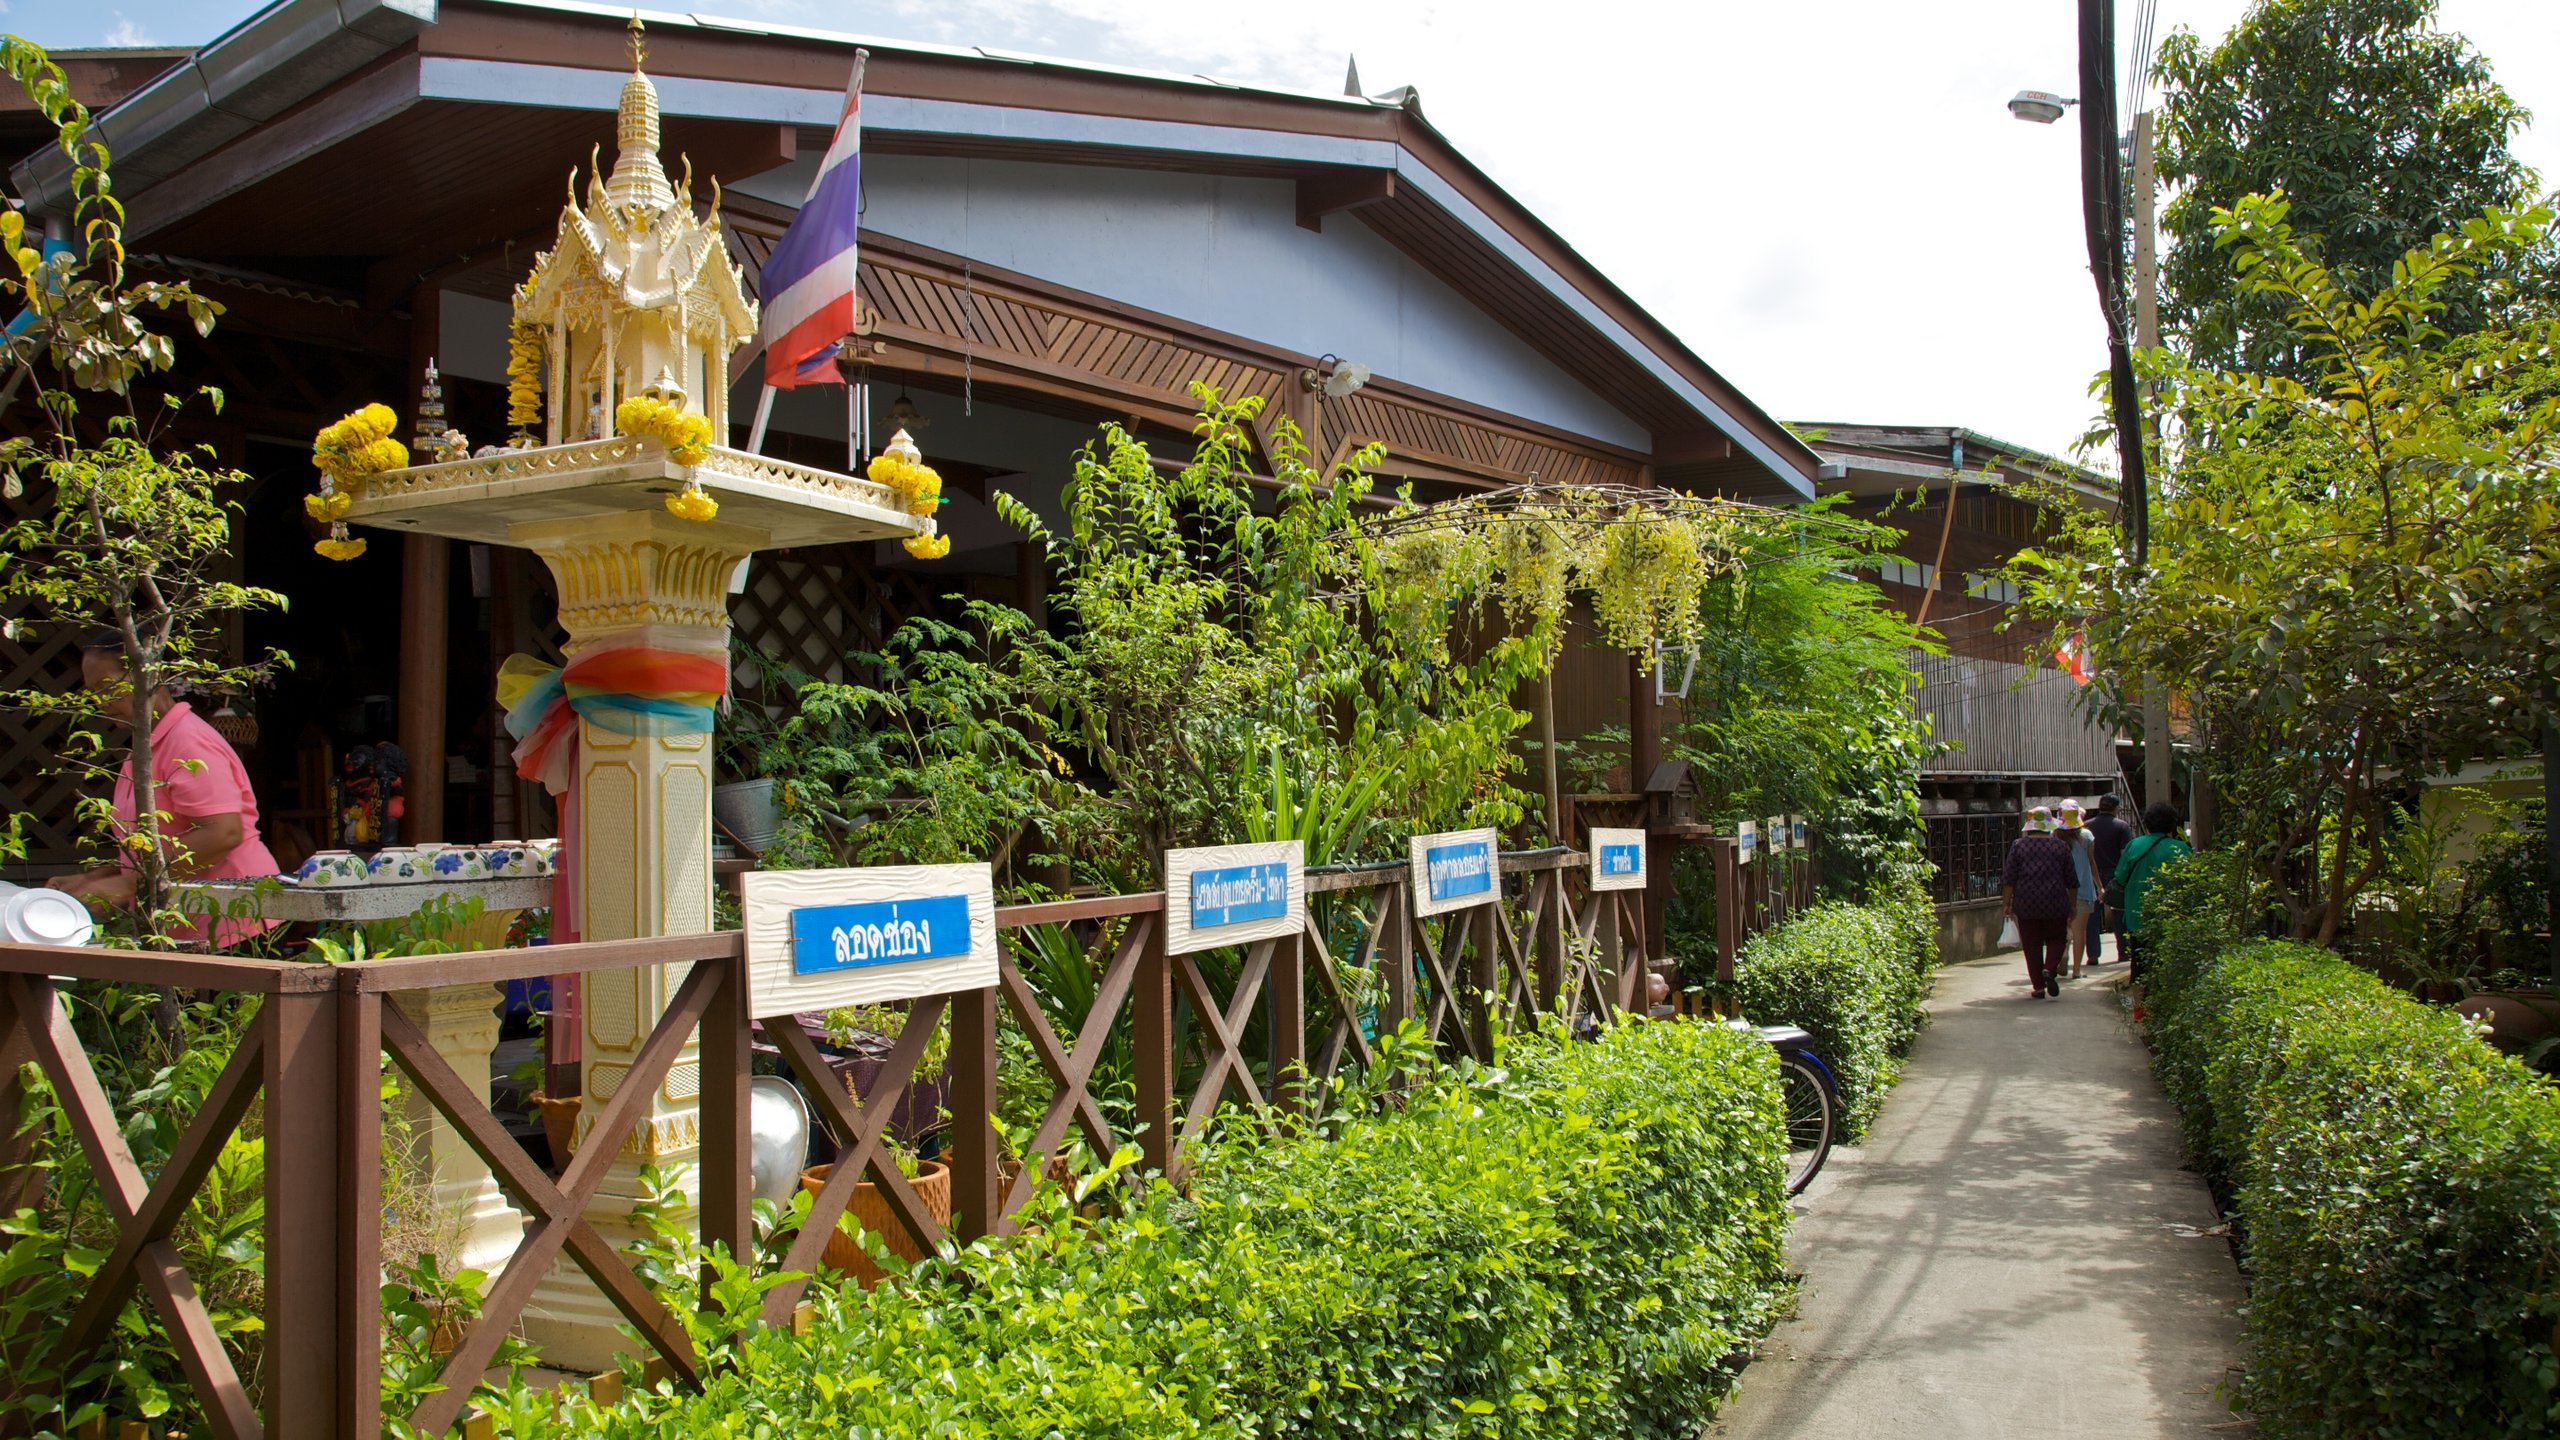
[6,0,2557,464]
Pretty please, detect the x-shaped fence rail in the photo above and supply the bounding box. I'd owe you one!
[0,848,1650,1436]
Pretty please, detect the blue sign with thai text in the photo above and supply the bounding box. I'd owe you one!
[1424,839,1494,903]
[1599,842,1643,877]
[791,894,972,976]
[1190,861,1290,930]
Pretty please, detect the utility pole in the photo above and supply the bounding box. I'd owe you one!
[2132,108,2174,817]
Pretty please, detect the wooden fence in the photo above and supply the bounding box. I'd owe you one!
[0,850,1644,1438]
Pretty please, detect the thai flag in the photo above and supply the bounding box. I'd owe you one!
[2055,629,2093,685]
[756,53,866,389]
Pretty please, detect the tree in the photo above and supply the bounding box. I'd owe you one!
[0,39,284,947]
[2018,192,2560,943]
[2153,0,2545,379]
[1667,506,1939,892]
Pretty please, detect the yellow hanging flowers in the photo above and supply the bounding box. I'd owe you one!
[866,428,951,560]
[307,403,406,561]
[863,428,943,511]
[505,322,545,437]
[665,483,719,522]
[616,394,716,467]
[313,403,405,486]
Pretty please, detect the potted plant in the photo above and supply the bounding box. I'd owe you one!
[797,1147,950,1287]
[811,1002,950,1144]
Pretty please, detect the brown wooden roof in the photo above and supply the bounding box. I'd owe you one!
[8,0,1817,496]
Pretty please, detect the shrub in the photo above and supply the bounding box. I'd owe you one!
[1726,892,1935,1140]
[2141,881,2560,1439]
[517,1019,1791,1439]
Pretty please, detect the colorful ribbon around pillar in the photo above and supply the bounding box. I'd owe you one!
[496,635,729,945]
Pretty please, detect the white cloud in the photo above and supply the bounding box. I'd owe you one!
[101,14,152,45]
[722,0,2556,465]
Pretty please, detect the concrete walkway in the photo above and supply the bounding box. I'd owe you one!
[1712,948,2248,1439]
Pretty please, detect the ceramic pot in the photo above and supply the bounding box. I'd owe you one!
[798,1159,950,1287]
[535,1094,582,1166]
[296,850,367,887]
[425,845,487,881]
[367,847,427,884]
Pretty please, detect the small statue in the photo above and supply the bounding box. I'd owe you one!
[436,428,471,463]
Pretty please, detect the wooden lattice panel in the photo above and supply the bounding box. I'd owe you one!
[729,546,939,686]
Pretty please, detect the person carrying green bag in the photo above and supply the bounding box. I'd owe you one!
[2111,801,2192,983]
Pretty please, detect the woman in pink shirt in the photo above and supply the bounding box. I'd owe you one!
[45,643,279,948]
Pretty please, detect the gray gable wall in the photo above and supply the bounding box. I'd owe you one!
[732,154,1651,452]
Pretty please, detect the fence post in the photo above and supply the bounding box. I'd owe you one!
[265,981,354,1435]
[1135,912,1177,1179]
[336,980,383,1437]
[1535,869,1566,1016]
[698,953,750,1270]
[948,985,1001,1240]
[1715,841,1743,996]
[1268,933,1306,1115]
[1467,903,1498,1056]
[1379,880,1414,1036]
[1595,887,1623,1017]
[0,976,34,1218]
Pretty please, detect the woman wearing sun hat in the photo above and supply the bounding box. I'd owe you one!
[2000,806,2077,999]
[2057,800,2099,979]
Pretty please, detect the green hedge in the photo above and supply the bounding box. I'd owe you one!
[531,1020,1791,1438]
[2143,863,2560,1439]
[1727,887,1935,1141]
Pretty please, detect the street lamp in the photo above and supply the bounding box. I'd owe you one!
[2009,64,2179,818]
[2007,89,2076,124]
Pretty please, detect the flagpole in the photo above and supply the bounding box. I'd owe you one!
[746,384,777,453]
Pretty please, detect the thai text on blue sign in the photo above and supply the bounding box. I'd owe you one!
[1424,839,1494,903]
[791,894,972,975]
[1190,861,1290,930]
[1598,841,1643,877]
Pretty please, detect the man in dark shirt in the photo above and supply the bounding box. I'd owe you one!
[2002,807,2079,999]
[2086,795,2135,964]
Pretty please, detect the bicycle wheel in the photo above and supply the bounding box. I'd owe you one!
[1776,1053,1836,1196]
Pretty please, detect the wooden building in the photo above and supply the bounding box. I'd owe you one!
[1803,423,2124,958]
[0,0,1820,878]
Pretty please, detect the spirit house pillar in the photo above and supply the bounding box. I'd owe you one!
[336,20,934,1373]
[518,508,764,1368]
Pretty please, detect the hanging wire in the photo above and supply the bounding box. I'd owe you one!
[2126,0,2161,120]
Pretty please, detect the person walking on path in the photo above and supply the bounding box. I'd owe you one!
[2087,795,2135,965]
[2002,806,2078,999]
[2112,802,2193,985]
[2058,800,2099,980]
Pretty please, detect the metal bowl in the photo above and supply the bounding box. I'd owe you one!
[748,1075,813,1213]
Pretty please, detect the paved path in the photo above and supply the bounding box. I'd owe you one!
[1712,949,2247,1440]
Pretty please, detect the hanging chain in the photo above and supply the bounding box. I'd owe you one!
[962,257,977,418]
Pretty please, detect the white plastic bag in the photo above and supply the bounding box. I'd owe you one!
[1997,915,2020,949]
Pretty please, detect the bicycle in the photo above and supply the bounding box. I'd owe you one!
[1730,1021,1839,1196]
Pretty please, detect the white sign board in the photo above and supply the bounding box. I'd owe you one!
[1164,840,1305,955]
[1767,816,1788,852]
[1736,819,1757,863]
[1409,826,1501,917]
[741,862,998,1017]
[1791,815,1810,849]
[1589,827,1647,892]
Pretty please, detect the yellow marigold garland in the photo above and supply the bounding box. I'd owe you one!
[307,403,407,561]
[505,322,545,437]
[866,429,951,558]
[616,395,715,467]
